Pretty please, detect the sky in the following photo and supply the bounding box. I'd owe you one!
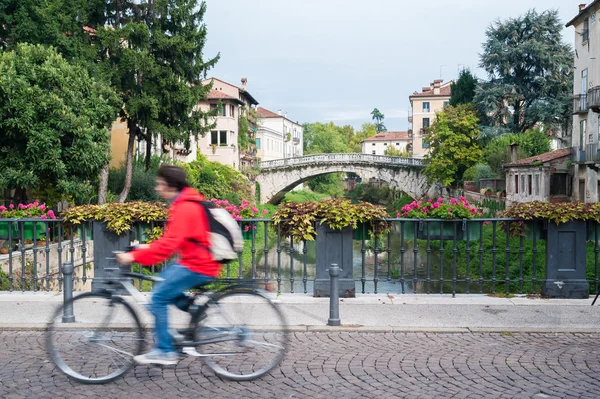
[202,0,584,132]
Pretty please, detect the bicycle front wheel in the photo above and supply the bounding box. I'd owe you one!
[194,288,288,381]
[46,292,144,384]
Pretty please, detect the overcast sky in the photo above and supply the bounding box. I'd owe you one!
[203,0,583,132]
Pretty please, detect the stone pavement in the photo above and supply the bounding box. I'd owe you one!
[1,330,600,398]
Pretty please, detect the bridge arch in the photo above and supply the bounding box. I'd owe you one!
[255,154,438,204]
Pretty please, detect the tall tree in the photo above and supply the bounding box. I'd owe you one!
[474,9,573,133]
[370,108,386,133]
[450,69,478,106]
[0,44,119,205]
[423,104,483,187]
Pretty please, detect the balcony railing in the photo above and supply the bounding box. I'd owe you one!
[573,94,588,113]
[586,143,600,162]
[588,86,600,111]
[293,137,300,144]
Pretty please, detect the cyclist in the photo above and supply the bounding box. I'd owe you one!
[116,164,220,365]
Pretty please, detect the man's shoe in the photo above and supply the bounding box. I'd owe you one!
[134,349,179,366]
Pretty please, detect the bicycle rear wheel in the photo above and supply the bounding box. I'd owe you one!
[46,292,144,384]
[193,288,288,381]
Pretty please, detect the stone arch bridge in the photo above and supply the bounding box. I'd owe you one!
[255,153,438,204]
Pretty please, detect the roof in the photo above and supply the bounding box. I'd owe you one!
[205,77,259,105]
[566,0,600,27]
[207,89,243,105]
[256,107,280,118]
[504,148,572,167]
[362,131,412,142]
[409,82,452,98]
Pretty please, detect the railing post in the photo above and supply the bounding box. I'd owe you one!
[328,263,341,326]
[61,262,75,323]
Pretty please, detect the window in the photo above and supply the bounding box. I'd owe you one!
[423,118,430,128]
[372,143,376,146]
[528,175,532,196]
[422,138,429,149]
[210,104,217,111]
[372,150,376,155]
[384,143,388,146]
[220,105,227,117]
[550,174,568,196]
[230,105,235,118]
[219,131,227,145]
[210,131,218,145]
[582,69,588,110]
[521,175,525,194]
[580,119,587,150]
[255,138,261,149]
[422,102,430,113]
[583,17,590,42]
[443,101,449,107]
[534,175,540,196]
[515,175,519,194]
[396,143,400,146]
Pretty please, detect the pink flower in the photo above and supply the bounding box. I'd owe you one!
[448,213,453,218]
[262,209,268,215]
[484,221,490,226]
[459,196,465,201]
[403,212,408,217]
[427,199,432,203]
[437,198,443,202]
[41,215,47,219]
[18,203,25,210]
[9,204,14,209]
[0,206,6,212]
[47,210,56,219]
[244,225,250,232]
[422,207,429,213]
[251,207,258,213]
[39,204,46,211]
[396,213,400,218]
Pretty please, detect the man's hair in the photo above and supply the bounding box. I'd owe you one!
[157,165,189,191]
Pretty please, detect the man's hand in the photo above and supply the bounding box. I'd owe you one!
[116,252,135,265]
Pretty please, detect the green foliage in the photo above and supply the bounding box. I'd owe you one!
[183,154,252,203]
[475,9,573,133]
[371,108,386,133]
[462,163,496,186]
[483,128,551,176]
[108,156,165,202]
[449,69,477,106]
[283,190,328,203]
[273,199,390,242]
[384,146,410,157]
[423,104,483,187]
[0,43,119,200]
[307,174,344,197]
[61,201,168,234]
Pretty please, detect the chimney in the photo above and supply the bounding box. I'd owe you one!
[510,143,519,164]
[284,111,287,118]
[579,3,586,12]
[241,77,247,91]
[278,109,282,116]
[433,80,441,95]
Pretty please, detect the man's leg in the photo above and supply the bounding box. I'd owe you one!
[135,264,214,365]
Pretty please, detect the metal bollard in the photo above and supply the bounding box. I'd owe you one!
[62,262,75,323]
[328,264,341,326]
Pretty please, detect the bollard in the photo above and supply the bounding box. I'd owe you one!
[328,264,341,326]
[62,262,75,323]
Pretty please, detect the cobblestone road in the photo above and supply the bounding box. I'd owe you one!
[1,331,600,399]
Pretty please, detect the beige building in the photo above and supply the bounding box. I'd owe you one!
[361,132,412,155]
[567,1,600,202]
[255,107,303,162]
[408,80,452,159]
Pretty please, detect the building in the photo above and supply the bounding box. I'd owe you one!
[255,107,303,161]
[504,145,572,204]
[567,1,600,202]
[361,132,412,155]
[408,80,452,159]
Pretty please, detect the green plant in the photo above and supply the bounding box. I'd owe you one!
[398,197,484,220]
[272,199,390,242]
[61,201,168,234]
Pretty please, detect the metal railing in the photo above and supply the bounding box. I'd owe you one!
[259,153,424,171]
[588,86,600,110]
[573,94,588,113]
[3,217,600,296]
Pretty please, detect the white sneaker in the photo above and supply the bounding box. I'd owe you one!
[134,349,179,366]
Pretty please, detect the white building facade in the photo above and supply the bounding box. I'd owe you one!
[256,107,303,162]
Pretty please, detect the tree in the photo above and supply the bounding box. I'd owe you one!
[370,108,386,133]
[450,69,477,106]
[474,9,573,133]
[97,0,219,202]
[0,43,119,204]
[348,123,376,153]
[423,104,483,187]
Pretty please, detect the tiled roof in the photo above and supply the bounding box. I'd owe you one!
[205,77,259,105]
[256,107,280,118]
[363,131,412,142]
[505,148,572,167]
[410,84,452,98]
[207,89,237,100]
[566,0,600,27]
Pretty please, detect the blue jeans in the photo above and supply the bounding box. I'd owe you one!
[151,263,215,353]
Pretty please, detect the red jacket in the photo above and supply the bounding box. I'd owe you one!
[131,187,221,277]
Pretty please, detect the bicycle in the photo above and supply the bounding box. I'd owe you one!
[45,252,288,384]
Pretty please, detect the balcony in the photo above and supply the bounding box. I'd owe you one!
[588,86,600,112]
[573,94,588,114]
[293,137,300,145]
[419,127,430,135]
[586,143,600,162]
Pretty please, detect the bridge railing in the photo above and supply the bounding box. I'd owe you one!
[259,153,424,170]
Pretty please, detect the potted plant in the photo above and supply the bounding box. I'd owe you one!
[272,199,390,298]
[210,198,268,240]
[0,201,57,240]
[0,246,8,255]
[398,197,486,241]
